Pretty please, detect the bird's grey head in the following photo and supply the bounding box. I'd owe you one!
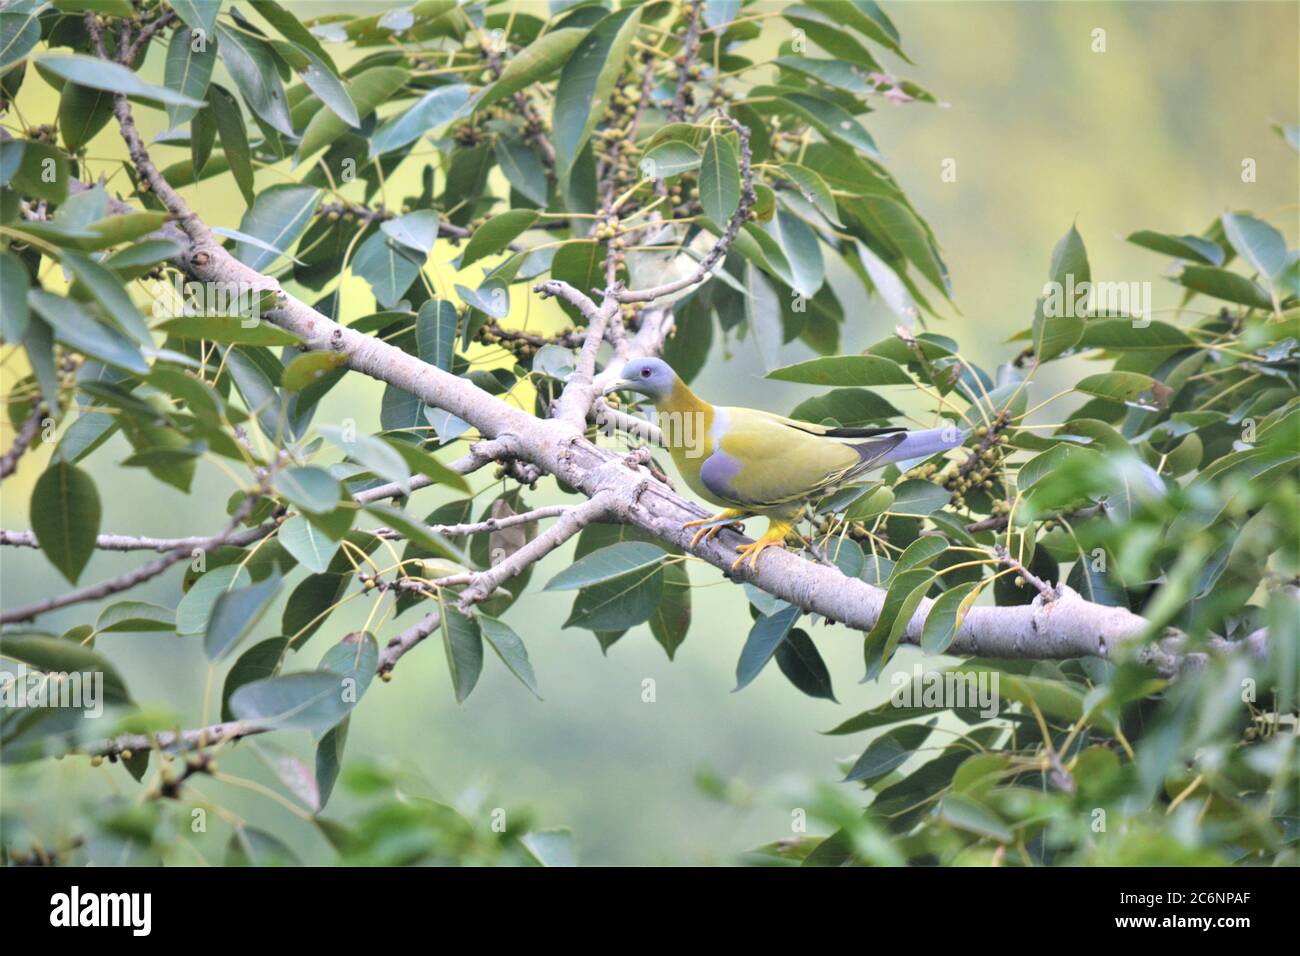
[604,357,677,401]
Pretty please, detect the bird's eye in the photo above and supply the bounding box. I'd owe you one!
[640,367,651,378]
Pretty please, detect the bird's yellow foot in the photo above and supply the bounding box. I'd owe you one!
[731,520,795,570]
[683,509,746,548]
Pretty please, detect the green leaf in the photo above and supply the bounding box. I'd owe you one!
[370,84,469,157]
[767,355,911,387]
[563,566,664,632]
[415,299,457,370]
[700,131,740,226]
[277,515,339,573]
[920,581,980,654]
[318,424,410,490]
[639,141,701,180]
[0,251,30,342]
[352,230,421,309]
[1075,371,1167,405]
[548,240,603,320]
[782,91,881,159]
[297,66,408,161]
[1077,319,1194,351]
[495,137,549,205]
[319,630,378,703]
[479,615,541,698]
[280,351,347,394]
[229,670,354,734]
[459,210,539,269]
[58,82,114,153]
[28,291,148,375]
[95,601,174,634]
[1178,265,1273,310]
[235,184,320,271]
[519,827,577,867]
[1067,559,1125,607]
[440,605,483,703]
[1126,229,1224,266]
[36,54,206,109]
[226,826,301,866]
[214,23,293,136]
[274,466,341,514]
[293,48,358,127]
[862,568,932,678]
[552,7,643,174]
[31,460,101,585]
[649,560,691,660]
[477,27,585,111]
[779,162,842,226]
[454,280,510,319]
[545,542,666,590]
[889,479,951,515]
[177,565,251,635]
[0,10,41,73]
[315,718,349,809]
[204,575,282,661]
[936,794,1012,843]
[61,250,153,345]
[381,210,439,256]
[0,634,129,704]
[844,720,934,782]
[11,141,68,202]
[735,603,800,691]
[221,636,288,722]
[893,535,947,574]
[159,316,301,346]
[775,628,836,701]
[207,83,255,206]
[773,206,824,297]
[790,388,901,426]
[164,26,216,130]
[172,0,220,36]
[1220,211,1287,283]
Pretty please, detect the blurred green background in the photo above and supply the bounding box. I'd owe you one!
[2,1,1296,864]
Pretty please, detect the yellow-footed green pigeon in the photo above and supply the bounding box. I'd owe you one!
[605,358,964,568]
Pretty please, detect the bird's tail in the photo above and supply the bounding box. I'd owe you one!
[870,426,968,468]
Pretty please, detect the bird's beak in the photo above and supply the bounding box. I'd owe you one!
[602,378,634,396]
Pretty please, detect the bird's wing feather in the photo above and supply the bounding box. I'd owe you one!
[701,407,877,509]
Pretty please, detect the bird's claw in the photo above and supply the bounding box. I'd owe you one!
[731,538,786,570]
[683,511,745,548]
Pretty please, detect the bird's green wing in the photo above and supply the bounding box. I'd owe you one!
[704,407,889,510]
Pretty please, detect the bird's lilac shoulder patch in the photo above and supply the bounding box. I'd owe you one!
[699,449,743,501]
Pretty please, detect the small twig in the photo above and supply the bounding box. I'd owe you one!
[378,610,441,677]
[669,1,704,122]
[993,544,1056,602]
[615,112,755,304]
[0,491,265,625]
[0,402,47,481]
[456,493,613,609]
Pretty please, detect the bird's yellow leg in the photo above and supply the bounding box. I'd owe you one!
[683,508,746,548]
[732,517,796,570]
